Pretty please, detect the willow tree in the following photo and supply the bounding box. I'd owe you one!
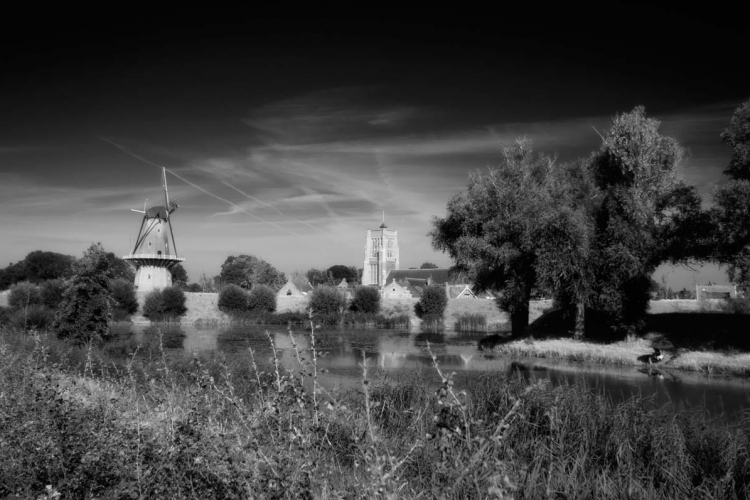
[430,139,592,335]
[712,99,750,290]
[588,107,703,335]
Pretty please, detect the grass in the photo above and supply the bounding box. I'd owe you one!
[483,305,750,377]
[3,323,750,499]
[453,312,488,332]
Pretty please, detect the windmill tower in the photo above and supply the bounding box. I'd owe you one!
[123,167,185,292]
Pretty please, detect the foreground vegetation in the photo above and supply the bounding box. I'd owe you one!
[2,327,750,499]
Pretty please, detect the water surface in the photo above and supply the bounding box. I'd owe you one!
[110,323,750,421]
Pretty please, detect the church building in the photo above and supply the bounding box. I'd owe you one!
[362,219,399,286]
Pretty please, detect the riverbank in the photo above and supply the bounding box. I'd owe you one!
[487,335,750,378]
[2,328,748,499]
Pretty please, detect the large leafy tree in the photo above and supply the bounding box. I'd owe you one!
[220,255,286,291]
[23,251,75,283]
[712,99,750,290]
[431,108,704,338]
[54,243,114,344]
[430,139,563,334]
[326,265,358,284]
[587,106,704,334]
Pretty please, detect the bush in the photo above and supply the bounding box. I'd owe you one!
[248,284,277,313]
[414,285,448,319]
[8,281,42,309]
[309,286,347,315]
[109,278,139,315]
[143,291,165,320]
[0,306,10,326]
[349,286,381,314]
[161,286,187,317]
[218,284,248,313]
[40,279,66,309]
[719,298,750,315]
[9,304,55,331]
[143,287,187,321]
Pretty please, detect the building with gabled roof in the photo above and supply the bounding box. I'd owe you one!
[382,279,413,299]
[278,276,314,297]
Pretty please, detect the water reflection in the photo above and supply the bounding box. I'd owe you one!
[108,323,750,420]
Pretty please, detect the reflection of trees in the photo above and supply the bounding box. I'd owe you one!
[143,325,186,350]
[414,331,445,345]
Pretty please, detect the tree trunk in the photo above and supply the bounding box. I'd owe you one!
[574,301,585,339]
[510,301,530,336]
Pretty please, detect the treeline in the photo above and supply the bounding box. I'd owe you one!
[432,101,750,338]
[0,244,189,343]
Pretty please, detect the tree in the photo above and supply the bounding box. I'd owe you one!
[420,262,439,269]
[104,252,135,282]
[220,255,286,290]
[54,243,114,344]
[306,268,329,286]
[0,261,27,290]
[170,263,189,286]
[23,251,75,283]
[326,265,358,284]
[713,99,750,289]
[414,285,448,319]
[430,139,561,335]
[109,278,139,315]
[587,106,703,335]
[350,286,381,314]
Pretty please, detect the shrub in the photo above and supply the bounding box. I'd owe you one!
[248,284,277,313]
[309,286,347,315]
[0,306,10,326]
[218,284,248,313]
[143,287,187,321]
[9,304,55,331]
[40,279,66,309]
[143,290,165,320]
[8,281,42,309]
[349,286,381,314]
[161,286,187,317]
[109,278,139,315]
[719,298,750,315]
[414,285,448,319]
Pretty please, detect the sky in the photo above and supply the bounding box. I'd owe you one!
[1,8,747,290]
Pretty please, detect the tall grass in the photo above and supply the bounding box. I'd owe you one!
[2,324,750,499]
[453,312,488,332]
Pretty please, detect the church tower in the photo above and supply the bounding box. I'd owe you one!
[362,215,399,286]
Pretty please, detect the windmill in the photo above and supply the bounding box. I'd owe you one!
[123,167,185,292]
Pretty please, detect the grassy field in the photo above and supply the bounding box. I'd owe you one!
[2,326,749,499]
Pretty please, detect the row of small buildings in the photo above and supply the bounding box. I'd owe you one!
[278,268,484,300]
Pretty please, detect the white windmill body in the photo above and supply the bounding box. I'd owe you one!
[123,167,185,292]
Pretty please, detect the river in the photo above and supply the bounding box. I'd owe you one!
[110,322,750,422]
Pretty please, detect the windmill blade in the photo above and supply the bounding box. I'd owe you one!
[130,209,146,214]
[162,167,170,213]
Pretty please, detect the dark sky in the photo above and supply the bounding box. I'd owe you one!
[1,8,746,286]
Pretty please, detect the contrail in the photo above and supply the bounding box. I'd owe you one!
[99,137,304,237]
[218,180,326,233]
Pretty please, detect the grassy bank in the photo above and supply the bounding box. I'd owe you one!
[483,305,750,377]
[488,336,750,377]
[2,327,750,499]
